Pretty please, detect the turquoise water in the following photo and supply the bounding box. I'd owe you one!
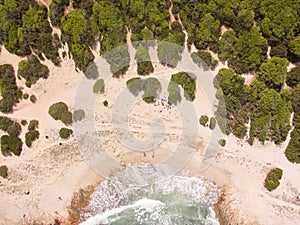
[80,164,220,225]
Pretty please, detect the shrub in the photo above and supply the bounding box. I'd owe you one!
[0,165,8,178]
[7,122,22,137]
[103,100,108,107]
[209,117,217,130]
[0,116,21,136]
[30,95,37,103]
[23,93,29,99]
[199,115,209,127]
[93,79,105,94]
[142,78,161,103]
[218,139,226,147]
[59,128,73,139]
[126,77,144,96]
[1,135,23,156]
[49,102,73,125]
[21,120,27,126]
[17,55,50,85]
[264,168,283,191]
[73,109,85,122]
[28,120,39,131]
[25,130,40,147]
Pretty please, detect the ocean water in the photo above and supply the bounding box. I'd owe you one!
[80,164,220,225]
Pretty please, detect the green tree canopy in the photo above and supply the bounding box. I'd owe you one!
[257,57,289,91]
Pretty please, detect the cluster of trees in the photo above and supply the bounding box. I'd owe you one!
[48,102,73,125]
[25,120,40,147]
[126,77,161,103]
[191,51,218,71]
[264,168,283,191]
[285,84,300,163]
[173,0,300,74]
[18,55,49,87]
[168,72,196,105]
[214,68,291,143]
[0,0,60,65]
[0,64,22,113]
[0,116,22,156]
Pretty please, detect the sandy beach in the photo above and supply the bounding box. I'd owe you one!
[0,34,300,225]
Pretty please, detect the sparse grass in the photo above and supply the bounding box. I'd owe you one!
[264,168,283,191]
[67,185,96,225]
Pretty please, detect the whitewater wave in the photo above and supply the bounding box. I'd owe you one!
[80,164,220,225]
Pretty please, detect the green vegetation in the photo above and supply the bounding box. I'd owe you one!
[0,116,22,137]
[142,78,162,103]
[18,55,49,87]
[1,135,22,156]
[286,65,300,88]
[0,64,21,113]
[48,102,73,125]
[103,100,108,107]
[199,115,209,127]
[191,51,218,71]
[28,120,39,131]
[209,117,217,130]
[0,0,60,64]
[21,120,27,126]
[264,168,283,191]
[215,68,291,143]
[93,79,105,94]
[73,109,85,122]
[218,139,226,147]
[23,93,29,100]
[285,84,300,163]
[257,57,289,91]
[25,130,39,147]
[30,95,37,103]
[59,127,73,139]
[135,45,154,75]
[61,8,95,71]
[0,165,8,178]
[168,72,196,103]
[126,77,161,103]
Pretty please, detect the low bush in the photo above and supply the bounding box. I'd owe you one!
[25,130,40,147]
[103,100,108,107]
[73,109,85,122]
[209,117,217,130]
[23,93,29,99]
[49,102,73,125]
[199,115,209,127]
[59,128,73,139]
[264,168,283,191]
[30,95,37,103]
[93,79,105,94]
[21,120,27,126]
[1,135,23,156]
[126,77,144,96]
[218,139,226,147]
[28,120,39,131]
[0,116,22,136]
[169,72,196,102]
[0,165,8,178]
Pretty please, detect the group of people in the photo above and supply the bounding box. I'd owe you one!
[153,96,172,113]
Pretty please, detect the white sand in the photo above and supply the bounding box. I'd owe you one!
[0,39,299,225]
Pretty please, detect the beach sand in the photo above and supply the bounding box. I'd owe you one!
[0,39,300,225]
